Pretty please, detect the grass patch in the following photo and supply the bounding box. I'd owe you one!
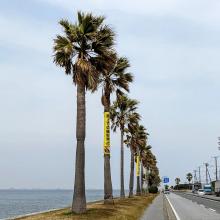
[16,194,157,220]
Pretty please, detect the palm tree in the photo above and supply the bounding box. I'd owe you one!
[143,151,160,189]
[125,122,148,196]
[142,147,154,193]
[124,112,140,197]
[175,177,181,190]
[99,57,133,203]
[186,173,193,183]
[53,12,115,213]
[111,95,138,198]
[141,161,144,193]
[139,134,151,194]
[140,145,152,193]
[148,165,160,188]
[186,173,193,189]
[135,125,147,195]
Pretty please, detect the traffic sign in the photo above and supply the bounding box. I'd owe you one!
[163,177,169,183]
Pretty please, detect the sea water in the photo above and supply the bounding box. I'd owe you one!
[0,189,125,219]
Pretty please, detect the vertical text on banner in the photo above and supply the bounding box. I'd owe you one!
[135,155,140,176]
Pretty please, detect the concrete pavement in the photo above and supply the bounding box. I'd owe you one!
[141,194,166,220]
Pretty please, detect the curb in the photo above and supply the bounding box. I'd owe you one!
[6,199,105,220]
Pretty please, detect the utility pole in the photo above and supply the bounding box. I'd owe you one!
[198,166,201,183]
[205,163,209,184]
[212,156,219,181]
[218,137,220,150]
[207,168,212,183]
[193,170,197,183]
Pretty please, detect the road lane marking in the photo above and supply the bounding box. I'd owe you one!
[209,208,216,212]
[165,195,181,220]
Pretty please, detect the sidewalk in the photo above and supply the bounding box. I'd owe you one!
[140,194,166,220]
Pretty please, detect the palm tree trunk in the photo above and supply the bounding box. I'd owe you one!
[120,130,125,198]
[129,147,134,197]
[136,153,141,196]
[72,84,86,214]
[146,168,149,193]
[141,162,143,194]
[136,176,141,195]
[104,155,113,202]
[103,93,113,203]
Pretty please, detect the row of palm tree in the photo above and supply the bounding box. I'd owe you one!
[186,172,193,184]
[53,11,160,214]
[175,173,193,189]
[175,177,181,185]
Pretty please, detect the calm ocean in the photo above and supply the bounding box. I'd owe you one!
[0,189,124,219]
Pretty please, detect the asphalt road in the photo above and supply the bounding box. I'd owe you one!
[175,192,220,214]
[166,192,220,220]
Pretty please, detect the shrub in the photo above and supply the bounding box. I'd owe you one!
[148,186,158,193]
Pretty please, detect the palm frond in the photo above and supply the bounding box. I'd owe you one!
[54,11,115,90]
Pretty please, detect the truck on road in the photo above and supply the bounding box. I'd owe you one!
[214,180,220,196]
[204,184,212,195]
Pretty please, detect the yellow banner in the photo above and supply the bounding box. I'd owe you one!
[104,112,110,155]
[135,155,140,176]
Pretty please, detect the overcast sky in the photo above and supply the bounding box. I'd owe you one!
[0,0,220,189]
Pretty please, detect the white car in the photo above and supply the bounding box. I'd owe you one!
[197,189,205,196]
[164,189,170,194]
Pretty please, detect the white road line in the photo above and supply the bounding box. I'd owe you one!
[209,208,216,212]
[165,195,181,220]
